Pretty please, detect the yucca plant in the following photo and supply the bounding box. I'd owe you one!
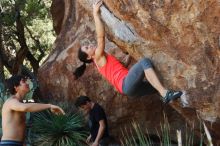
[199,121,205,146]
[158,114,171,146]
[203,122,213,146]
[183,123,195,146]
[121,114,207,146]
[121,122,152,146]
[30,111,88,146]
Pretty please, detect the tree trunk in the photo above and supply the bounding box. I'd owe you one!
[0,11,5,83]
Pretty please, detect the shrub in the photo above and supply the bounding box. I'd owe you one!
[30,110,88,146]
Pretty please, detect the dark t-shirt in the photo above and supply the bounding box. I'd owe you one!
[89,103,109,141]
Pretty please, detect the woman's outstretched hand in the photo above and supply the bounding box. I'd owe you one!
[93,0,103,15]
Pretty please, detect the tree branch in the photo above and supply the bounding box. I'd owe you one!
[12,3,29,75]
[26,50,39,74]
[25,25,45,62]
[0,13,5,82]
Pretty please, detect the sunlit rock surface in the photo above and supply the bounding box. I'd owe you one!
[38,0,220,144]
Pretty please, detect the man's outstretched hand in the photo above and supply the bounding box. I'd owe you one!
[50,104,65,115]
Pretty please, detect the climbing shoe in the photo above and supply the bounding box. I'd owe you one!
[162,90,182,104]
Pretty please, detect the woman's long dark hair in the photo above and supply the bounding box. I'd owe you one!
[73,48,93,79]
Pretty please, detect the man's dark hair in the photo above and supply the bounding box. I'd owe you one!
[75,96,91,107]
[73,48,93,80]
[6,75,26,94]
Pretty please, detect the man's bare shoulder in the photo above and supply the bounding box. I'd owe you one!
[5,96,18,103]
[3,97,19,110]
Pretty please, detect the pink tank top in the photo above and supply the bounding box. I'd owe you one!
[95,54,128,93]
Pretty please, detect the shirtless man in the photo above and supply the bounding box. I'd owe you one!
[1,75,65,146]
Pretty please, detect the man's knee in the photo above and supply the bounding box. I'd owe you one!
[139,58,152,69]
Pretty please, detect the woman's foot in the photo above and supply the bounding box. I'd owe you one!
[162,90,183,104]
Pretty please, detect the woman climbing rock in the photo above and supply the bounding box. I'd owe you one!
[74,0,182,103]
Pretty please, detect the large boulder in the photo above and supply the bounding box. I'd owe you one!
[38,0,220,144]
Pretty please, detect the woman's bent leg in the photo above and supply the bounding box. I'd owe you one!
[123,58,182,102]
[123,58,155,97]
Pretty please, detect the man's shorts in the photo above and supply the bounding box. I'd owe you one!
[0,140,23,146]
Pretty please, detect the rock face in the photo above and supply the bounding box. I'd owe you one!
[38,0,220,144]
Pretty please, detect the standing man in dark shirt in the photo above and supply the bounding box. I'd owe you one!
[75,96,109,146]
